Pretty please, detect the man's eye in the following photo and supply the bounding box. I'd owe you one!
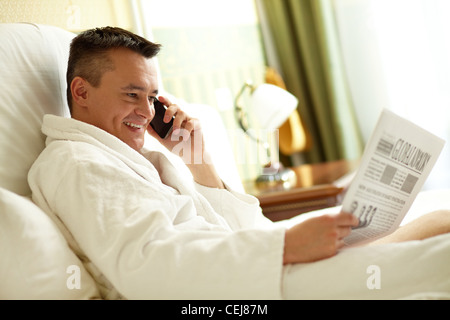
[148,96,156,103]
[127,93,138,98]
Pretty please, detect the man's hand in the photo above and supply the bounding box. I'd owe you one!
[146,96,204,161]
[147,96,224,189]
[147,96,203,160]
[283,212,359,265]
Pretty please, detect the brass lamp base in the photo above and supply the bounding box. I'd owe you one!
[255,162,296,190]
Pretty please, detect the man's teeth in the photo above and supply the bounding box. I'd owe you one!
[124,121,144,129]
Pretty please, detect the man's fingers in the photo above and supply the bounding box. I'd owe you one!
[336,212,359,227]
[336,238,346,249]
[333,212,358,241]
[337,225,353,239]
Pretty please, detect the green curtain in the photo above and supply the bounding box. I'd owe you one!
[259,0,363,163]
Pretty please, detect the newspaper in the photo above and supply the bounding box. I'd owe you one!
[342,109,445,246]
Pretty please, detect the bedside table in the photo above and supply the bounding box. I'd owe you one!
[243,159,359,221]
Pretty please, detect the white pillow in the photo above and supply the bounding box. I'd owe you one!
[0,23,74,196]
[0,187,100,299]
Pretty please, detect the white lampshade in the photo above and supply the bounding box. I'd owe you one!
[250,84,298,131]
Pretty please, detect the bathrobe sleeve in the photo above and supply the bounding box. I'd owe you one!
[30,145,285,300]
[194,182,275,230]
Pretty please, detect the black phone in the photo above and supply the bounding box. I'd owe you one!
[150,98,174,139]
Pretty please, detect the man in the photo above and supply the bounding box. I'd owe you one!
[29,27,450,299]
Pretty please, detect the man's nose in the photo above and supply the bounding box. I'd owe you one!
[135,99,153,119]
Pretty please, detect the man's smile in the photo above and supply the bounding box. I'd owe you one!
[123,121,146,129]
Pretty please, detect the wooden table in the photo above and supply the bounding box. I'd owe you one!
[243,159,359,221]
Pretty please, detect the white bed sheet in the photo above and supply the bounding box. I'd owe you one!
[276,188,450,299]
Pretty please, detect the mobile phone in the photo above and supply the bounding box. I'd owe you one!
[150,98,174,139]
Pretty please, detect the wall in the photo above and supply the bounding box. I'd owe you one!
[0,0,133,32]
[333,0,450,189]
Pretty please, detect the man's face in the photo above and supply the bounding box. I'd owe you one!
[83,48,159,151]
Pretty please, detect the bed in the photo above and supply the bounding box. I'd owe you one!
[0,22,449,300]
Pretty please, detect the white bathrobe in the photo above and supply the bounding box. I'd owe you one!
[28,115,286,300]
[28,115,450,300]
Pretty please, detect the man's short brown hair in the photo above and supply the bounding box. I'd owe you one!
[66,26,161,113]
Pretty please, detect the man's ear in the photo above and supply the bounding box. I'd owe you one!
[70,76,89,108]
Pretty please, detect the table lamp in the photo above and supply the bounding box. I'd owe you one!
[235,81,298,188]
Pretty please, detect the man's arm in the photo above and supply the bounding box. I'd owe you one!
[185,152,225,189]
